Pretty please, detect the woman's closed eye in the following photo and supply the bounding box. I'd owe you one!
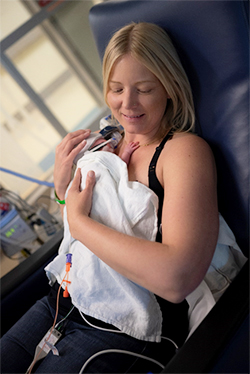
[137,88,153,94]
[111,88,123,93]
[111,88,152,94]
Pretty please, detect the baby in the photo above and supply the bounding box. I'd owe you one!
[89,136,139,165]
[74,130,139,165]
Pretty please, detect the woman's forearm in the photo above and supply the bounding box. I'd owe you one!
[69,214,190,303]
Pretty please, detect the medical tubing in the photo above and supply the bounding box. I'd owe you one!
[79,310,124,334]
[78,310,178,373]
[27,276,65,374]
[63,254,72,298]
[79,310,178,349]
[79,349,165,374]
[55,306,75,330]
[0,167,54,187]
[161,336,179,350]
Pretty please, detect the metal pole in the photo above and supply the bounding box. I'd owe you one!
[1,54,68,138]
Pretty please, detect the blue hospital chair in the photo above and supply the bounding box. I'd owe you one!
[1,1,249,372]
[88,1,249,372]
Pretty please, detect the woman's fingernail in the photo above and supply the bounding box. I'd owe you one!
[88,170,95,178]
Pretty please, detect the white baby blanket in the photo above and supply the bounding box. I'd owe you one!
[45,151,162,342]
[45,150,247,342]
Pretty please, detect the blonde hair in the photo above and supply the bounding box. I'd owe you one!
[102,22,195,134]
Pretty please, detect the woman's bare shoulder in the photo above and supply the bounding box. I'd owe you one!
[163,132,215,165]
[159,132,217,188]
[169,131,211,149]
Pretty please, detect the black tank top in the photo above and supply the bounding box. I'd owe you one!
[148,131,173,242]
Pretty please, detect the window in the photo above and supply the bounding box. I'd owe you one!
[0,0,107,198]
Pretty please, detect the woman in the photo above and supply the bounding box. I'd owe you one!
[1,22,218,373]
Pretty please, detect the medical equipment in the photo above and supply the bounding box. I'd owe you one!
[99,114,123,133]
[63,253,72,298]
[88,132,122,152]
[26,255,74,374]
[26,327,62,374]
[0,205,38,256]
[0,188,62,258]
[73,116,124,164]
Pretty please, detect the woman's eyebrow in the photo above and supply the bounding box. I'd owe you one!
[109,80,156,84]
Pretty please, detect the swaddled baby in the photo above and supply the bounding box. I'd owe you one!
[73,131,139,165]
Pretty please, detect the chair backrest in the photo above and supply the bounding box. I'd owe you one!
[89,0,249,255]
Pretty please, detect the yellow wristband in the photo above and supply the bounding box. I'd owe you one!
[54,190,65,205]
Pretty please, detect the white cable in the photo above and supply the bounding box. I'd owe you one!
[79,310,124,334]
[79,310,178,349]
[79,348,165,374]
[161,336,179,350]
[78,303,178,373]
[78,311,178,373]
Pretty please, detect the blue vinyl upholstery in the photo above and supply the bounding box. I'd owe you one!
[89,0,249,255]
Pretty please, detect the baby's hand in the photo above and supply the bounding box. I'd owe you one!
[121,141,140,165]
[125,141,140,155]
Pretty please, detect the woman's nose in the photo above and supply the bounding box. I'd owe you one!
[123,90,137,109]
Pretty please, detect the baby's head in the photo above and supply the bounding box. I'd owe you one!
[91,137,115,153]
[73,132,114,164]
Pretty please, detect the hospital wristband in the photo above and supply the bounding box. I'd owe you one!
[54,190,65,205]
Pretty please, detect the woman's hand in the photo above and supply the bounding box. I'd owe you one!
[54,129,91,200]
[66,169,96,238]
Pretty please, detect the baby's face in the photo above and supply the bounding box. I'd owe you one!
[92,138,114,153]
[102,144,115,153]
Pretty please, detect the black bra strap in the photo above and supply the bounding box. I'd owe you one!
[148,131,173,176]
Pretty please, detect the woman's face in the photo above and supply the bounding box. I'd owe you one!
[106,54,169,138]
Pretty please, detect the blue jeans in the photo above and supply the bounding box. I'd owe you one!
[1,296,176,373]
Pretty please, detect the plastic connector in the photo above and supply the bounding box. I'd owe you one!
[26,327,61,373]
[66,253,72,264]
[63,253,72,298]
[63,288,70,298]
[65,263,71,272]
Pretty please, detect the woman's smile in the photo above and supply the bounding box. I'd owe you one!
[122,113,145,120]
